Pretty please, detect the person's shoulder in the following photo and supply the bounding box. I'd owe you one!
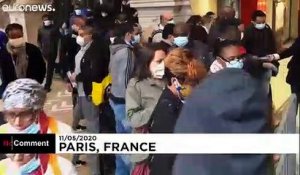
[128,78,139,86]
[47,117,72,134]
[244,24,255,33]
[0,158,10,166]
[26,42,40,52]
[0,123,9,133]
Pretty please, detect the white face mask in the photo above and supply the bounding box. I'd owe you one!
[255,23,266,30]
[43,20,52,26]
[152,61,165,79]
[76,36,85,47]
[167,20,175,24]
[74,9,81,16]
[110,37,115,44]
[8,37,25,48]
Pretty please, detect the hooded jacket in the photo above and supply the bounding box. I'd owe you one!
[173,69,273,175]
[109,43,134,103]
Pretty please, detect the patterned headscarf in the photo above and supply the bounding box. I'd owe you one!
[2,79,47,111]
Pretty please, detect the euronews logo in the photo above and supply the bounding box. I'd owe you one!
[1,4,55,12]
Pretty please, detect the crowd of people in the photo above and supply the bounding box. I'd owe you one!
[0,0,299,174]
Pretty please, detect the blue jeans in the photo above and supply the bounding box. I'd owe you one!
[109,100,132,175]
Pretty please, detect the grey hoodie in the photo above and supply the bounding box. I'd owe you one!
[109,44,134,100]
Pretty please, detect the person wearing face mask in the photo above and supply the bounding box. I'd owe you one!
[126,44,167,171]
[62,15,86,115]
[5,23,46,84]
[132,23,142,45]
[70,25,110,175]
[109,23,136,175]
[126,44,167,133]
[210,40,244,73]
[149,48,207,175]
[160,23,175,52]
[210,40,277,75]
[242,10,276,57]
[0,79,72,133]
[149,11,175,43]
[37,14,60,92]
[173,22,210,70]
[0,153,77,175]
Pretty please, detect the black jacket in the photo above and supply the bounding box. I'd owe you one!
[76,40,110,97]
[1,43,46,85]
[0,47,15,96]
[173,69,273,175]
[37,25,60,58]
[60,32,80,72]
[189,25,208,44]
[150,88,183,175]
[279,37,300,86]
[242,24,276,57]
[25,43,46,84]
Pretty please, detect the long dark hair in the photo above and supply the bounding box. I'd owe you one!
[133,43,167,81]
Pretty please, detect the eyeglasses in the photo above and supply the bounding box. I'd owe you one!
[4,109,35,121]
[219,56,242,64]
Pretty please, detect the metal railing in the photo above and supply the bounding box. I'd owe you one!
[274,94,298,175]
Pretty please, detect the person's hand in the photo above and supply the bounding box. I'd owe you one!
[66,83,73,92]
[210,59,226,73]
[262,62,278,73]
[264,54,280,62]
[70,73,77,82]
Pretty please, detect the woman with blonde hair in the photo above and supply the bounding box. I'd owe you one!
[149,48,207,175]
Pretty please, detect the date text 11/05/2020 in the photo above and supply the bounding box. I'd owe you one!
[59,142,157,153]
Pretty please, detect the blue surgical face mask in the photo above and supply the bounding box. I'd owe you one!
[8,122,40,134]
[20,157,40,174]
[24,122,40,134]
[174,36,189,47]
[226,59,244,69]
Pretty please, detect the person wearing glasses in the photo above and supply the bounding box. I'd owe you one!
[209,40,244,73]
[0,78,72,134]
[0,79,77,174]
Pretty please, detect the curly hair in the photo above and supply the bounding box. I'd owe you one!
[164,48,207,86]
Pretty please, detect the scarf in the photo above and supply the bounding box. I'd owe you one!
[6,42,28,78]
